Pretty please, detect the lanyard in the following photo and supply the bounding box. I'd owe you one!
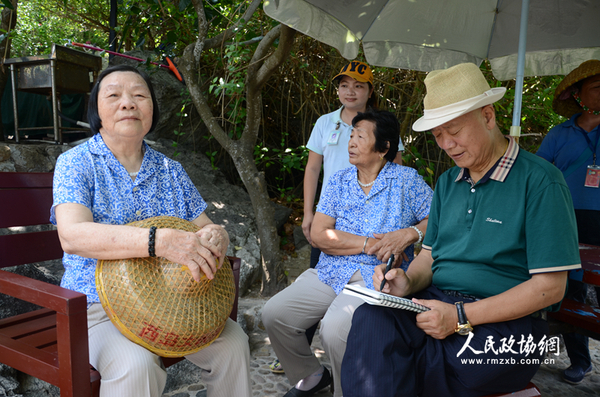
[579,128,600,166]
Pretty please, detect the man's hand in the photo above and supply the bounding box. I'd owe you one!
[413,299,458,340]
[373,263,411,296]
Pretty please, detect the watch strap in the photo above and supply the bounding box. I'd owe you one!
[455,301,467,325]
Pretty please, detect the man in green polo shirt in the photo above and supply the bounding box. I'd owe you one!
[341,63,581,397]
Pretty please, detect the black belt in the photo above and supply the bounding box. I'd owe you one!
[441,289,481,301]
[442,290,547,320]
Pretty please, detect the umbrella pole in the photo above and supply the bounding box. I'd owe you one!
[510,0,530,141]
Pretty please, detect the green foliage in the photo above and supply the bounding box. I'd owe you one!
[493,73,566,153]
[254,133,309,202]
[11,0,108,57]
[206,18,255,140]
[9,2,569,202]
[1,1,14,10]
[403,145,435,186]
[172,87,194,157]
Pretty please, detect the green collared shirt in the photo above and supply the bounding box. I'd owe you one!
[422,137,581,309]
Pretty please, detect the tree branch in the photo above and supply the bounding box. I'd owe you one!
[202,0,263,50]
[191,0,208,64]
[240,25,295,148]
[180,44,232,151]
[249,25,296,94]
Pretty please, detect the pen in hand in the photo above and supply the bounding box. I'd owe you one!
[379,254,395,291]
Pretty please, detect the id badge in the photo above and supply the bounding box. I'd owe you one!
[327,130,341,145]
[584,165,600,188]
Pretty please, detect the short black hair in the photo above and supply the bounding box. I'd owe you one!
[87,65,160,135]
[352,109,400,162]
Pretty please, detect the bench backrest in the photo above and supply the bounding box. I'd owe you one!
[0,172,62,269]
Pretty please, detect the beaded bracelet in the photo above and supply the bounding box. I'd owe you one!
[148,226,157,257]
[409,225,423,244]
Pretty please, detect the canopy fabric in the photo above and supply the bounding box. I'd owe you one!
[265,0,600,80]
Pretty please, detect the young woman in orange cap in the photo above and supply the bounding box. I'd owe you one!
[303,61,404,265]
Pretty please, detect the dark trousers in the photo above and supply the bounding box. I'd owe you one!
[563,280,592,369]
[341,286,549,397]
[565,209,600,369]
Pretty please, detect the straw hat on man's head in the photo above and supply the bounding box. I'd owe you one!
[412,63,506,132]
[553,59,600,118]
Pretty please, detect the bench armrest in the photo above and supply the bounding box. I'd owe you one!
[0,270,87,315]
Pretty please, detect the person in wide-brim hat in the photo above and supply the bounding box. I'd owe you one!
[553,59,600,118]
[538,58,600,385]
[341,62,580,397]
[412,62,506,132]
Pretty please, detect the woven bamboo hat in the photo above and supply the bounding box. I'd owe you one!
[412,63,506,131]
[553,60,600,118]
[96,216,235,357]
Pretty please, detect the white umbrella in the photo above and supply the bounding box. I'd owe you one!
[265,0,600,136]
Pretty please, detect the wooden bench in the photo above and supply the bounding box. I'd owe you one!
[548,244,600,341]
[0,171,241,397]
[482,244,600,397]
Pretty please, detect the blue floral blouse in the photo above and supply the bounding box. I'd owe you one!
[316,162,433,294]
[50,134,206,304]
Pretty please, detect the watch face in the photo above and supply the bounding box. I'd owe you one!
[457,327,472,336]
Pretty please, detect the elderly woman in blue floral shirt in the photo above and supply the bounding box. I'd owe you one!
[50,65,251,397]
[262,110,433,397]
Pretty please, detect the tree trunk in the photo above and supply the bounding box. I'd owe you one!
[228,140,286,295]
[178,10,295,295]
[0,1,17,141]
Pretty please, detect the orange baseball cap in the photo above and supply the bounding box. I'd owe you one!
[333,61,374,85]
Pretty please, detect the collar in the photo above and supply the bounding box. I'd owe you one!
[343,161,395,182]
[88,133,159,163]
[329,106,347,128]
[454,136,519,184]
[565,113,581,127]
[87,134,162,184]
[568,113,600,134]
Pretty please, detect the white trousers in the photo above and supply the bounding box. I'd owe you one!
[261,269,366,397]
[87,303,251,397]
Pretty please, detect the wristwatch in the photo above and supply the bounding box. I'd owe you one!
[455,301,473,335]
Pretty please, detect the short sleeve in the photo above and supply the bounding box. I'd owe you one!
[316,170,344,219]
[406,169,433,222]
[50,150,93,224]
[171,162,207,221]
[306,117,326,156]
[525,181,580,273]
[422,174,446,251]
[536,126,559,163]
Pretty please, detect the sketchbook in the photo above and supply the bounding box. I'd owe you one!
[343,284,430,313]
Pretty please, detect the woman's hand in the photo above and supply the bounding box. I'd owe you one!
[368,228,417,264]
[197,223,229,263]
[155,228,217,282]
[413,299,458,340]
[302,211,314,246]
